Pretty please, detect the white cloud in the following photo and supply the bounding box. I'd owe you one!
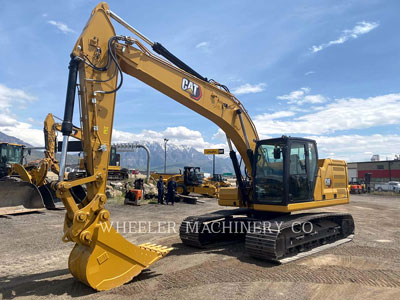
[311,21,379,53]
[232,83,266,95]
[113,126,226,152]
[308,134,400,162]
[195,41,210,49]
[0,84,36,111]
[305,71,315,76]
[0,84,43,146]
[0,123,43,146]
[255,110,295,121]
[277,87,327,105]
[47,20,75,34]
[212,128,226,142]
[255,93,400,136]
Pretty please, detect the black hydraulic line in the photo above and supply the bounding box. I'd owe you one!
[246,149,254,172]
[152,42,208,82]
[229,150,249,206]
[236,109,254,169]
[61,56,80,136]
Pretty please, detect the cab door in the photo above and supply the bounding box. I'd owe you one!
[288,141,317,202]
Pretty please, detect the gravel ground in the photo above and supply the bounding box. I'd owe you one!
[0,194,399,299]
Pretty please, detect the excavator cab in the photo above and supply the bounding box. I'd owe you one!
[109,146,120,167]
[253,136,318,205]
[108,146,129,180]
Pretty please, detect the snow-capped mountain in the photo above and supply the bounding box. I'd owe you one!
[0,131,234,174]
[119,141,234,174]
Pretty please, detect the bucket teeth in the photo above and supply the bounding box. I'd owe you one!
[139,243,173,256]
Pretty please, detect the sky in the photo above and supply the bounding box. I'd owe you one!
[0,0,399,162]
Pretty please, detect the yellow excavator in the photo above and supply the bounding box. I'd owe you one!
[52,2,354,291]
[0,114,85,215]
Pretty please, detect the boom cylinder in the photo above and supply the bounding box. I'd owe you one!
[237,110,254,167]
[62,56,80,136]
[59,56,80,180]
[106,9,207,82]
[152,42,207,82]
[226,135,249,206]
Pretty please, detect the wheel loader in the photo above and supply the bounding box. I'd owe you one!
[50,2,354,291]
[0,142,47,215]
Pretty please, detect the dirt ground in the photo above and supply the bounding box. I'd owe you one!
[1,194,399,300]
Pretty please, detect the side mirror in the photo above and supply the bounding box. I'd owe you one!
[273,147,281,160]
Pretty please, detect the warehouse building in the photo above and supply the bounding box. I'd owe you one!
[347,159,400,184]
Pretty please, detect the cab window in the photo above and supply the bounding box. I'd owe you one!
[254,143,284,203]
[289,143,309,202]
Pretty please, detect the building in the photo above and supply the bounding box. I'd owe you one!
[347,160,400,184]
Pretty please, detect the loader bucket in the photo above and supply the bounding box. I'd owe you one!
[68,222,172,290]
[0,181,45,215]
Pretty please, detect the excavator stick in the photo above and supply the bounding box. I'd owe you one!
[0,180,45,215]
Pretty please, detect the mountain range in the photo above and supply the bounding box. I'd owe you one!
[119,141,234,174]
[0,132,32,147]
[0,131,234,174]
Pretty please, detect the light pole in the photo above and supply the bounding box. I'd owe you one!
[213,154,215,178]
[164,138,169,173]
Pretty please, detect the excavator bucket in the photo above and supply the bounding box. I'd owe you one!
[0,180,45,215]
[68,222,172,290]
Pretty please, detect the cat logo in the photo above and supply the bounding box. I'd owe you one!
[181,78,202,100]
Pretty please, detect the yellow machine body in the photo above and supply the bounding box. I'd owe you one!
[53,1,351,290]
[169,173,218,197]
[219,159,349,212]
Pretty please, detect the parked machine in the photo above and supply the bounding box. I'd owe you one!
[0,143,46,214]
[348,177,367,194]
[349,181,365,194]
[206,173,231,188]
[108,146,129,180]
[51,2,354,291]
[172,166,218,197]
[151,172,176,183]
[124,179,144,205]
[0,113,87,215]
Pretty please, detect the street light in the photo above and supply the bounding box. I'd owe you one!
[164,138,169,173]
